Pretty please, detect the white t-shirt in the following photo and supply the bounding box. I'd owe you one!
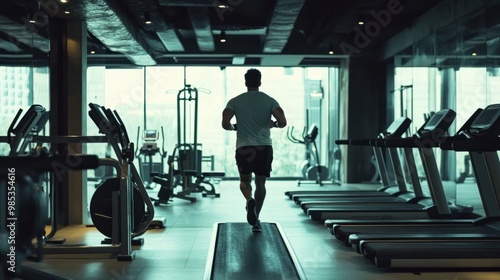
[225,91,280,149]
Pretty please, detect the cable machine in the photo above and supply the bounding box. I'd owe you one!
[163,67,222,198]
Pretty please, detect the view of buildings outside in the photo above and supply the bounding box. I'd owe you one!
[0,66,49,154]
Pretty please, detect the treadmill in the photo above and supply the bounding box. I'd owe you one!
[299,115,448,213]
[285,116,412,202]
[326,109,484,240]
[345,104,500,268]
[203,222,307,279]
[306,109,458,222]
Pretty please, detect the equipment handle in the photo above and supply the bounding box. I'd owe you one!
[7,109,23,144]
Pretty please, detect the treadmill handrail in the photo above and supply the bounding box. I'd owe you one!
[438,104,500,151]
[452,138,500,151]
[335,116,412,146]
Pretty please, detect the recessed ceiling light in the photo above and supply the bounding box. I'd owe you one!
[145,12,152,24]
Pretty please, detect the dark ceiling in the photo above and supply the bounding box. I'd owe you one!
[1,0,447,66]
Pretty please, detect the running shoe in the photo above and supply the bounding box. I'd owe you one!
[246,198,257,225]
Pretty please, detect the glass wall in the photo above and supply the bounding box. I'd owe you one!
[392,1,500,216]
[85,66,337,179]
[0,66,50,155]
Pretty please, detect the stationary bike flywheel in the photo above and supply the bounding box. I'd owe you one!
[90,178,145,238]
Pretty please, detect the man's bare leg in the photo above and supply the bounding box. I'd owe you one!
[240,173,257,225]
[239,173,253,200]
[254,175,267,219]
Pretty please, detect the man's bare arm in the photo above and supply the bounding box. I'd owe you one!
[221,108,236,130]
[272,107,287,128]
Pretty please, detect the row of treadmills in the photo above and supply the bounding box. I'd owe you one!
[285,104,500,269]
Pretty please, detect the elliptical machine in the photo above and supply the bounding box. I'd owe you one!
[135,127,166,189]
[287,124,329,185]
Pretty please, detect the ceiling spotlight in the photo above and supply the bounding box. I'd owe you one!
[328,43,334,55]
[64,10,70,14]
[357,14,367,25]
[218,4,228,9]
[472,52,477,56]
[60,0,68,3]
[90,50,96,54]
[220,31,226,43]
[144,12,152,25]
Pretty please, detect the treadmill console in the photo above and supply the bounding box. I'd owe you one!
[418,109,456,137]
[384,117,412,138]
[469,104,500,136]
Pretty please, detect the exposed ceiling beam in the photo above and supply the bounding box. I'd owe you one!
[83,0,156,66]
[156,27,185,52]
[187,7,215,52]
[263,0,305,53]
[0,15,49,53]
[157,0,216,7]
[261,55,303,66]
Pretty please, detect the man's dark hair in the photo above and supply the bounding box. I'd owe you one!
[244,68,261,87]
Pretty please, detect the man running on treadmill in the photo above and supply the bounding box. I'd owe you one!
[221,68,287,232]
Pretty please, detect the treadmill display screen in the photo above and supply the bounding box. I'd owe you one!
[386,117,411,137]
[387,117,406,133]
[471,105,500,130]
[423,110,447,130]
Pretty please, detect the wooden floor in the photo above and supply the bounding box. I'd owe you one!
[18,180,500,280]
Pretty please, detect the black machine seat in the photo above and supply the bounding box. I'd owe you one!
[202,171,225,177]
[183,169,223,198]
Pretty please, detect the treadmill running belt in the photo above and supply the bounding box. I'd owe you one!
[208,222,303,280]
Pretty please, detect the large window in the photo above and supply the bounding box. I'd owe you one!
[0,66,49,155]
[391,2,500,217]
[86,66,336,178]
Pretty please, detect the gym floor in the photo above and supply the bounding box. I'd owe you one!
[21,180,500,280]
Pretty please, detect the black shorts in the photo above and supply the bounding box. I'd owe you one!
[235,145,273,177]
